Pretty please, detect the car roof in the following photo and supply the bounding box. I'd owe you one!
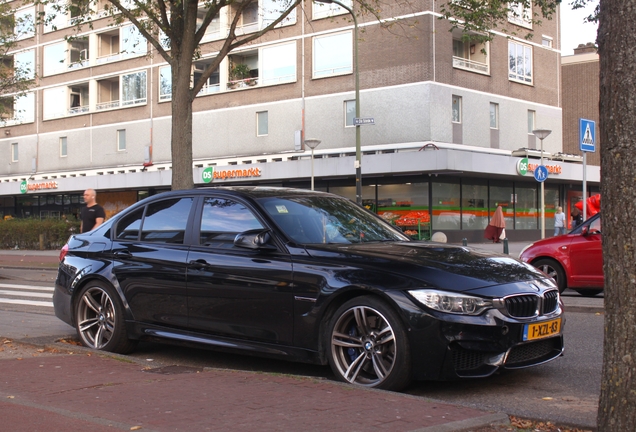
[145,186,336,201]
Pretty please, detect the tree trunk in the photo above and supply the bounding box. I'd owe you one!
[170,57,195,191]
[597,1,636,430]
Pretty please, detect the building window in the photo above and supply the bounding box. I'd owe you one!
[257,111,268,136]
[508,41,532,84]
[452,30,489,74]
[14,7,35,40]
[261,42,296,85]
[313,0,352,20]
[117,129,126,151]
[508,3,532,28]
[313,31,353,78]
[159,66,172,101]
[452,95,462,123]
[541,35,553,48]
[490,103,499,129]
[121,25,147,56]
[11,143,18,162]
[2,92,35,123]
[345,100,356,127]
[60,137,68,157]
[193,60,220,95]
[528,110,536,134]
[13,50,35,80]
[96,71,147,110]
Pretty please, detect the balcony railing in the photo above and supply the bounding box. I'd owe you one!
[68,105,89,115]
[452,56,489,74]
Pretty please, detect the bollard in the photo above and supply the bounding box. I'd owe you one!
[39,234,44,251]
[503,238,509,255]
[462,238,467,246]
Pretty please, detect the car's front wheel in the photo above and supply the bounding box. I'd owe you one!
[534,258,566,293]
[327,296,411,391]
[75,281,137,354]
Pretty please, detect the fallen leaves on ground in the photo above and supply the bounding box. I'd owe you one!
[470,416,593,432]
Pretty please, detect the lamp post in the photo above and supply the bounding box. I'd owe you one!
[305,139,321,191]
[314,0,361,204]
[532,129,552,239]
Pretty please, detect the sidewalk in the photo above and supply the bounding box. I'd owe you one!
[0,339,509,432]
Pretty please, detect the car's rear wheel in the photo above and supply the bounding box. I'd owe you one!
[75,281,137,354]
[327,296,411,391]
[574,289,603,297]
[533,258,566,293]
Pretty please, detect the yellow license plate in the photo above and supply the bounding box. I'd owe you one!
[523,318,562,341]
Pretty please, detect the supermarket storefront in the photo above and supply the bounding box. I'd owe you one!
[0,143,600,243]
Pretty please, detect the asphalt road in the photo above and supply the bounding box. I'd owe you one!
[0,266,603,429]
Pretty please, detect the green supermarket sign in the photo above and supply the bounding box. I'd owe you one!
[202,167,215,183]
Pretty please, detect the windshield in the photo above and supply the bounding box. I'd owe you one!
[258,195,410,244]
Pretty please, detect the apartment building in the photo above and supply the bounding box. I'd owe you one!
[0,1,599,242]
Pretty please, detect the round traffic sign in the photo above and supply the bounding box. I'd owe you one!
[534,165,549,183]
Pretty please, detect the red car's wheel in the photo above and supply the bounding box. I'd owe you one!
[534,258,566,293]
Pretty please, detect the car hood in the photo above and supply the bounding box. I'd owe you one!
[304,241,547,292]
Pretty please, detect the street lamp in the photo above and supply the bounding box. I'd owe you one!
[314,0,362,204]
[532,129,552,239]
[305,139,321,191]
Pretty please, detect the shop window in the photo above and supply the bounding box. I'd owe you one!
[313,31,352,78]
[489,183,514,229]
[544,186,560,231]
[329,185,375,205]
[515,184,538,230]
[432,181,461,231]
[376,183,430,240]
[461,181,488,229]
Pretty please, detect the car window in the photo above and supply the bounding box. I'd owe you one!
[135,198,193,244]
[115,208,144,240]
[590,217,601,234]
[199,197,264,247]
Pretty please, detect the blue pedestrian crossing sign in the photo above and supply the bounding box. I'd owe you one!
[580,118,596,152]
[534,165,548,183]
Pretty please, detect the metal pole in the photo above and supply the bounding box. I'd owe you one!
[540,138,545,239]
[311,146,315,191]
[582,152,587,220]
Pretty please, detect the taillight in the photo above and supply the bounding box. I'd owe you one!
[59,244,69,262]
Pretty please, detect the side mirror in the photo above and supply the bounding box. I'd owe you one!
[580,225,589,236]
[234,229,276,250]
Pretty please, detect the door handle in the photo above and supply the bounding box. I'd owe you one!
[113,250,132,258]
[189,259,209,269]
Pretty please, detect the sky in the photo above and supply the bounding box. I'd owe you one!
[560,2,598,56]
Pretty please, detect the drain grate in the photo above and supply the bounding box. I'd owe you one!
[144,365,203,375]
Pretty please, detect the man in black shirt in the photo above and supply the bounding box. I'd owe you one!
[80,189,106,233]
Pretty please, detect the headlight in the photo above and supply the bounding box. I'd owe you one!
[408,289,492,315]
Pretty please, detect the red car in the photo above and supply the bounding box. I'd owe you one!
[519,213,603,296]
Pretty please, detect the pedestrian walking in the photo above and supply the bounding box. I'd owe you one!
[554,206,566,236]
[484,206,506,243]
[80,189,106,233]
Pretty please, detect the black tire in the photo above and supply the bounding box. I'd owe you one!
[75,281,138,354]
[327,296,411,391]
[575,289,603,297]
[533,258,567,293]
